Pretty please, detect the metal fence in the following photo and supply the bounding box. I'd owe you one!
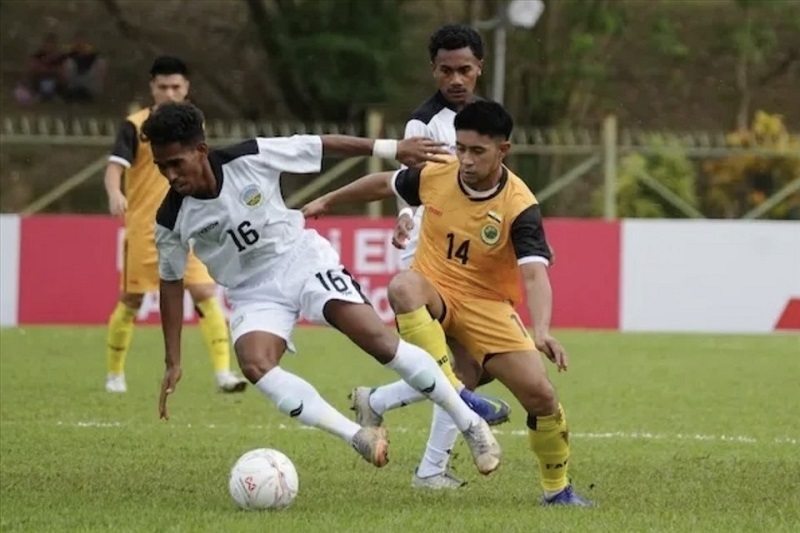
[1,111,798,219]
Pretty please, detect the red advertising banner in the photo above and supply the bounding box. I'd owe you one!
[17,216,619,328]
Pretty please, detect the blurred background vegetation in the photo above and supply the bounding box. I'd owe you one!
[1,0,798,218]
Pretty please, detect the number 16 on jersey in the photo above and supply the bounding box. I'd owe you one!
[227,221,260,252]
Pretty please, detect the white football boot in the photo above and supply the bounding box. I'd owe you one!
[105,373,127,393]
[462,418,502,475]
[216,371,248,393]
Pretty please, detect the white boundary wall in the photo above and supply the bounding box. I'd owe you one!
[3,216,799,332]
[0,215,21,327]
[621,220,800,333]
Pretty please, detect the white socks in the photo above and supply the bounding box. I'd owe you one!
[416,404,460,478]
[255,367,360,443]
[385,339,479,432]
[368,379,425,414]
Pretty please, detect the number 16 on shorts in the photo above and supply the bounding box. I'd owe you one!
[313,269,368,303]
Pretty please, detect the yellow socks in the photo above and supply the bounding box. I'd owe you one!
[107,298,231,377]
[194,298,231,374]
[528,403,570,494]
[106,302,137,375]
[395,306,462,390]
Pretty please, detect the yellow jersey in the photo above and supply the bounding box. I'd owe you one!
[109,108,168,241]
[393,158,551,305]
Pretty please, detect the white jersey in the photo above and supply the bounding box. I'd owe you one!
[403,91,460,153]
[155,135,323,288]
[400,92,466,268]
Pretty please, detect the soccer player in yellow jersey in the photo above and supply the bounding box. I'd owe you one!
[303,101,592,506]
[103,56,246,394]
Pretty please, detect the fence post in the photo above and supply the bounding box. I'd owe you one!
[602,114,618,220]
[365,108,384,219]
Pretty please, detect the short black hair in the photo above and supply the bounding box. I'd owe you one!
[149,56,189,79]
[141,102,205,147]
[428,24,484,61]
[454,101,513,140]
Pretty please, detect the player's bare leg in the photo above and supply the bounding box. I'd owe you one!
[357,271,510,425]
[186,283,247,393]
[484,350,592,507]
[104,292,143,393]
[234,330,388,467]
[324,299,501,475]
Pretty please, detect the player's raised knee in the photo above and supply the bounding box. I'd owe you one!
[524,380,558,416]
[387,271,429,313]
[237,356,279,383]
[234,333,285,383]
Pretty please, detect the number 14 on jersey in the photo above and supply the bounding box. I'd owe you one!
[446,233,470,265]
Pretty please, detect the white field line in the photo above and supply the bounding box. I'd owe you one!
[49,421,799,446]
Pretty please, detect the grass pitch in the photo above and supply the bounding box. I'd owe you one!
[1,327,799,532]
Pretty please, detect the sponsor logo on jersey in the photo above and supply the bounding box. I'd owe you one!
[240,184,263,208]
[198,221,219,235]
[480,222,500,245]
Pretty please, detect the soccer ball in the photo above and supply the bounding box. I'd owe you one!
[228,448,299,510]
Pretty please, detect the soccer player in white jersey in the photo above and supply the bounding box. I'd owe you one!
[350,24,510,489]
[146,102,501,473]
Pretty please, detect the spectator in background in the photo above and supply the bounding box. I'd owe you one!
[18,33,66,103]
[61,33,107,102]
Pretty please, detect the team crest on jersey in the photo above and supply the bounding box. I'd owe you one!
[240,184,263,208]
[480,223,501,246]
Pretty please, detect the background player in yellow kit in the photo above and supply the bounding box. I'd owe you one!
[302,101,592,506]
[103,56,246,394]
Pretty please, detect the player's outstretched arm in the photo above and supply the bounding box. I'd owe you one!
[511,204,568,371]
[301,171,396,219]
[104,162,128,217]
[106,119,137,216]
[520,262,568,372]
[158,278,184,420]
[320,135,449,168]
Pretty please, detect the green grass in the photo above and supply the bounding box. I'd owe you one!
[1,327,799,532]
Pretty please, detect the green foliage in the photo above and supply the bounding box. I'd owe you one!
[244,0,413,122]
[601,146,699,218]
[729,11,778,66]
[650,16,689,59]
[513,0,628,126]
[703,111,800,219]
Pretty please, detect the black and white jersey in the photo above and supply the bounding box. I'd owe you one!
[404,92,460,153]
[400,92,470,264]
[154,135,322,288]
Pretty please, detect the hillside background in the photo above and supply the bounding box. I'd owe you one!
[1,0,799,217]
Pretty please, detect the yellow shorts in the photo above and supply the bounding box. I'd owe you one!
[121,235,214,294]
[438,286,535,364]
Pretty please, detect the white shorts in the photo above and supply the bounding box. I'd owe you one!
[399,206,425,270]
[226,230,368,351]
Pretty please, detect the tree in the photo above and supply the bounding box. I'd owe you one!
[727,0,800,130]
[504,0,628,128]
[703,111,800,219]
[243,0,414,123]
[604,147,699,219]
